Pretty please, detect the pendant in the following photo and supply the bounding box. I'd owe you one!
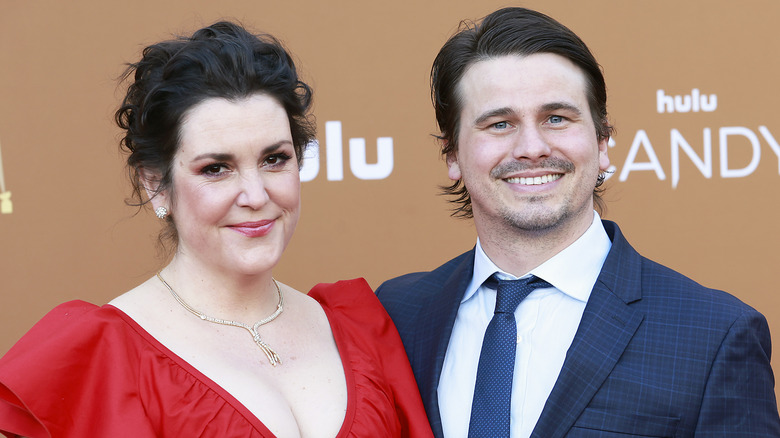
[252,332,281,366]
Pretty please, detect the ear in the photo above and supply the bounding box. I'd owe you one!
[598,136,611,172]
[445,146,462,181]
[138,167,168,210]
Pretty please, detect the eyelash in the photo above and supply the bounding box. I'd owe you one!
[198,152,293,177]
[200,163,229,176]
[264,152,292,167]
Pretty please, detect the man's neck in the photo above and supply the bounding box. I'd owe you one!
[476,213,596,277]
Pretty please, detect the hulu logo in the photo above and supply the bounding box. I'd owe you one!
[657,89,718,114]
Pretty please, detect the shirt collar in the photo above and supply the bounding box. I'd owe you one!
[464,211,612,304]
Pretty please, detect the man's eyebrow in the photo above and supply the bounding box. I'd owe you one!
[541,102,582,115]
[473,102,583,126]
[473,107,515,126]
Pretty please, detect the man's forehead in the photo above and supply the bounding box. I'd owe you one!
[456,53,590,117]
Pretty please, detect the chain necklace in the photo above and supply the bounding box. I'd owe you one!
[156,271,284,366]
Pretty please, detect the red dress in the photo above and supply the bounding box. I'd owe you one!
[0,279,433,438]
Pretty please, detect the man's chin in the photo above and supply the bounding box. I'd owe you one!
[502,211,565,232]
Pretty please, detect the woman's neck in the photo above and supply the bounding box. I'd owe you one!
[160,255,281,324]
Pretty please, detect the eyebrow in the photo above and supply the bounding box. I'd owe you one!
[473,107,515,126]
[472,102,583,126]
[541,102,583,116]
[191,142,292,162]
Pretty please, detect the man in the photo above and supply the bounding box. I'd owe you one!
[376,7,780,438]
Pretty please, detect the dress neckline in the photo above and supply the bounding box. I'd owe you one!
[102,301,357,437]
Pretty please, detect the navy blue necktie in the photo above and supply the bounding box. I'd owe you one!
[468,275,552,437]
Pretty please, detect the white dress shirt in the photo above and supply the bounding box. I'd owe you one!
[438,211,612,438]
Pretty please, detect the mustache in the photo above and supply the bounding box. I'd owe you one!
[490,158,575,179]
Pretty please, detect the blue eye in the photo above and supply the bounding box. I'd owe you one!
[493,121,509,129]
[549,115,564,124]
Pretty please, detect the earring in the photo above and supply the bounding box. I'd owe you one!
[155,206,168,219]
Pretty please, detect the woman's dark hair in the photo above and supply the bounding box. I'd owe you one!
[115,21,315,246]
[431,8,613,218]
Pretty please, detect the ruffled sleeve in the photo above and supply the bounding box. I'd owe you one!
[0,301,159,438]
[0,301,272,438]
[309,279,434,438]
[0,381,47,438]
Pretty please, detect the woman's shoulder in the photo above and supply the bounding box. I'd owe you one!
[0,295,177,399]
[8,300,129,349]
[307,278,384,319]
[0,300,144,375]
[0,300,147,436]
[306,278,399,344]
[307,278,374,304]
[0,298,270,438]
[30,299,105,324]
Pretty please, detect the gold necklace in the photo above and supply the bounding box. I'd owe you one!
[156,271,284,366]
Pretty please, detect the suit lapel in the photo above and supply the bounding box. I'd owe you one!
[532,221,645,438]
[414,251,474,438]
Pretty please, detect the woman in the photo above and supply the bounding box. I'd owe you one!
[0,22,432,438]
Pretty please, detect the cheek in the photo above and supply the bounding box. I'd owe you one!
[563,135,605,170]
[285,188,301,216]
[448,140,497,182]
[275,178,301,237]
[176,183,233,221]
[271,174,301,212]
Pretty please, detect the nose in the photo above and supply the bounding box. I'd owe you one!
[512,125,552,161]
[236,170,269,209]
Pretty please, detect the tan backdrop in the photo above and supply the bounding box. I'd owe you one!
[1,0,779,403]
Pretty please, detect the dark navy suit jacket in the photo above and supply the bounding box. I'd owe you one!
[376,221,780,437]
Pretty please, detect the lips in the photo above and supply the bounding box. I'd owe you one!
[228,220,275,238]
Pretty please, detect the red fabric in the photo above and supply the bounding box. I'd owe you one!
[0,278,433,438]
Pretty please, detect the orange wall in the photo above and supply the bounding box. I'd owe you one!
[1,0,779,402]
